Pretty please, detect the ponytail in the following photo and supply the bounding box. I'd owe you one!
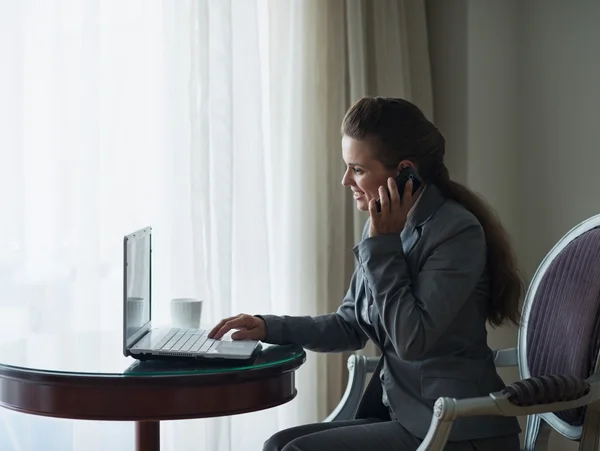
[432,164,523,327]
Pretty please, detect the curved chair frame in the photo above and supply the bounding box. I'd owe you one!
[323,354,379,422]
[517,214,600,443]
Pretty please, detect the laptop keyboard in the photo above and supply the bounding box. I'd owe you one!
[152,328,217,353]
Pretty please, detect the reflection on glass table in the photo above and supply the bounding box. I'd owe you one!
[0,331,305,377]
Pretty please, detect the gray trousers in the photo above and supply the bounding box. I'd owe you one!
[263,418,520,451]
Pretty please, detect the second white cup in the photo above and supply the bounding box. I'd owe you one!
[170,298,203,329]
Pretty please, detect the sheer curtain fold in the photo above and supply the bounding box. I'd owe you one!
[0,1,432,450]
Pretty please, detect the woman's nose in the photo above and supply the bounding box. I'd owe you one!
[341,170,351,186]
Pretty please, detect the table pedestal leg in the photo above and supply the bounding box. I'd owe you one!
[136,421,160,451]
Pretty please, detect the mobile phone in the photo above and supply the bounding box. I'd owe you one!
[375,166,422,213]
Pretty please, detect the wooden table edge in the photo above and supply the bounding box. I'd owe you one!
[0,352,306,421]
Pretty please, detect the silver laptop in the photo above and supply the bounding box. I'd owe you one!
[122,227,261,360]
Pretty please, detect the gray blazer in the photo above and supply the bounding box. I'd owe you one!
[259,184,521,442]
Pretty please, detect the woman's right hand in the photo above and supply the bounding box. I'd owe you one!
[208,313,267,341]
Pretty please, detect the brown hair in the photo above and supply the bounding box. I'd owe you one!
[342,96,522,327]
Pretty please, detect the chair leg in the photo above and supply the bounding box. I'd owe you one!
[579,406,600,451]
[523,415,551,451]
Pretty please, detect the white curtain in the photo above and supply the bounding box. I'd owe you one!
[0,1,432,450]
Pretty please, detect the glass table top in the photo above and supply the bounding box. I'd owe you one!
[0,330,305,377]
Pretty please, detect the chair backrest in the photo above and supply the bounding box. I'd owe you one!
[518,214,600,438]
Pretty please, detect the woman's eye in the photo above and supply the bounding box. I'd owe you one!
[353,167,363,174]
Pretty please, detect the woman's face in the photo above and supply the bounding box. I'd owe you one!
[341,135,398,212]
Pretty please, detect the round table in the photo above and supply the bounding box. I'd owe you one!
[0,332,306,451]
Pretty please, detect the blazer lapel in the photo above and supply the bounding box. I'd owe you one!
[400,225,420,257]
[402,184,446,256]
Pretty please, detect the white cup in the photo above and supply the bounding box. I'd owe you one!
[171,298,203,329]
[127,297,146,328]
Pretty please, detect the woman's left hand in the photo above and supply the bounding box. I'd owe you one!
[368,177,414,237]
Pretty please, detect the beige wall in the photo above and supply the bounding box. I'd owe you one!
[517,0,600,277]
[427,0,600,449]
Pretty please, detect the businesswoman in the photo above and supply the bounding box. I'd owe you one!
[209,97,523,451]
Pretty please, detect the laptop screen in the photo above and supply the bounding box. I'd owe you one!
[124,228,151,344]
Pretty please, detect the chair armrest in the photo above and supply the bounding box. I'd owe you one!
[323,354,378,422]
[416,374,600,451]
[492,347,518,367]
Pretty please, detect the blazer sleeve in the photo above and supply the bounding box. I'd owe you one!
[353,215,486,361]
[257,267,370,353]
